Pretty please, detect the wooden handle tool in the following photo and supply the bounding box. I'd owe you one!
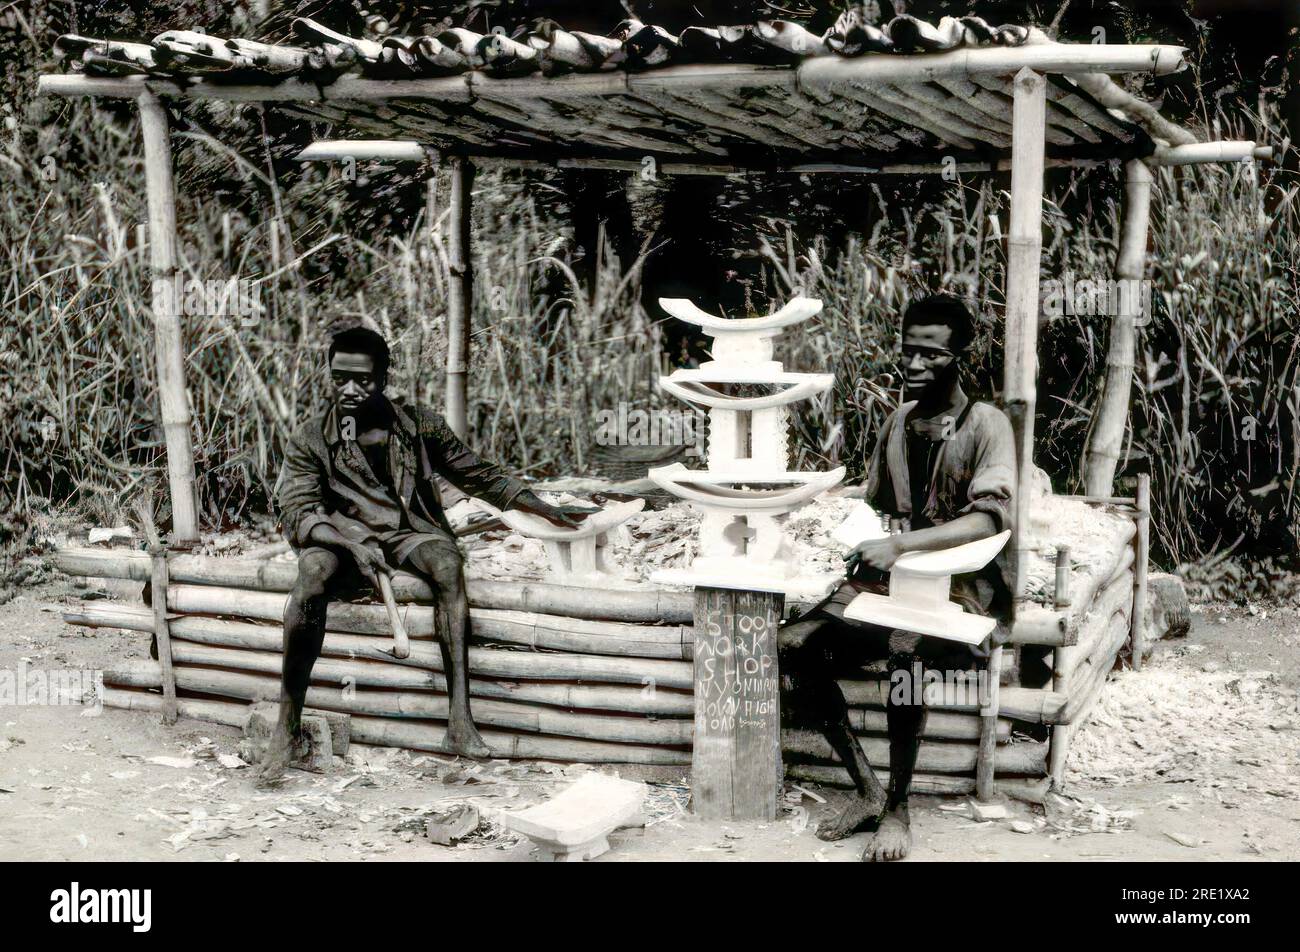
[376,570,410,659]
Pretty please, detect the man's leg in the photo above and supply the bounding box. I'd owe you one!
[405,540,491,759]
[258,547,341,783]
[862,633,929,862]
[780,614,888,840]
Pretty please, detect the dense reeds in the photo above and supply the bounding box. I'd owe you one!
[2,86,1296,582]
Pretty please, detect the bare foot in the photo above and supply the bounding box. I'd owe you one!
[860,808,912,862]
[816,793,886,841]
[445,717,491,760]
[255,728,294,786]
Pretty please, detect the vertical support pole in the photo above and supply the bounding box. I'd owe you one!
[149,547,178,725]
[691,587,782,820]
[1131,473,1151,670]
[1053,545,1072,610]
[1047,722,1073,790]
[1084,159,1154,495]
[980,67,1047,801]
[1004,66,1048,604]
[138,92,199,544]
[445,157,475,440]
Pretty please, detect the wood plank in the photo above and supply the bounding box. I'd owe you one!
[968,74,1103,145]
[691,587,782,820]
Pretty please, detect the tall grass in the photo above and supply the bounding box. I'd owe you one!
[756,111,1299,569]
[2,88,1296,577]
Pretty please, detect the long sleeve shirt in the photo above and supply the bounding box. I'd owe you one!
[862,393,1017,624]
[273,397,526,549]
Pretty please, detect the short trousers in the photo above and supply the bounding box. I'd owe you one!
[297,526,463,599]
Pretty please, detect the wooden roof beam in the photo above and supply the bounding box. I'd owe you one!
[296,139,429,162]
[37,41,1187,104]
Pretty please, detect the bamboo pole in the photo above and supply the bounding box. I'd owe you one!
[1053,570,1134,688]
[445,156,474,440]
[1084,159,1154,495]
[786,764,975,795]
[52,547,695,623]
[1131,474,1151,671]
[1048,721,1072,789]
[66,601,693,689]
[836,678,1065,725]
[150,582,691,658]
[1003,66,1048,604]
[103,661,693,746]
[165,634,696,715]
[1152,140,1259,166]
[73,601,1011,741]
[100,687,691,765]
[1053,545,1072,610]
[36,43,1189,107]
[980,66,1047,801]
[976,648,1003,797]
[1057,609,1131,725]
[138,91,198,544]
[782,729,1047,776]
[1009,604,1072,646]
[850,707,1010,742]
[66,600,1073,722]
[148,548,178,725]
[296,140,428,162]
[76,604,1016,743]
[797,43,1187,86]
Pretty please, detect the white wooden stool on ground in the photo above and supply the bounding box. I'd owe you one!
[471,498,644,585]
[499,772,647,862]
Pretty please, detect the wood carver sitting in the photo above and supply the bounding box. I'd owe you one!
[779,294,1016,860]
[259,327,589,781]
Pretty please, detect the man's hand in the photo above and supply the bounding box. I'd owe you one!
[346,541,392,586]
[844,535,903,575]
[510,491,598,530]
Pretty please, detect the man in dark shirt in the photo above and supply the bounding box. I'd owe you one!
[261,327,588,781]
[780,295,1015,860]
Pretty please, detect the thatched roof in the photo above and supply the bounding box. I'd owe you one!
[44,13,1211,171]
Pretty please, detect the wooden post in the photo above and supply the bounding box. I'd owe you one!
[1084,159,1154,495]
[691,587,782,820]
[138,92,199,544]
[445,157,475,440]
[149,547,179,725]
[1131,474,1151,671]
[1004,67,1048,603]
[979,67,1047,801]
[1053,545,1072,609]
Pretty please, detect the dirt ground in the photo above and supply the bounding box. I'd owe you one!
[1,577,1297,863]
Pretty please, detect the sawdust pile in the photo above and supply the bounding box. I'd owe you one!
[1067,646,1300,799]
[454,487,1127,608]
[1023,493,1133,604]
[457,493,862,590]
